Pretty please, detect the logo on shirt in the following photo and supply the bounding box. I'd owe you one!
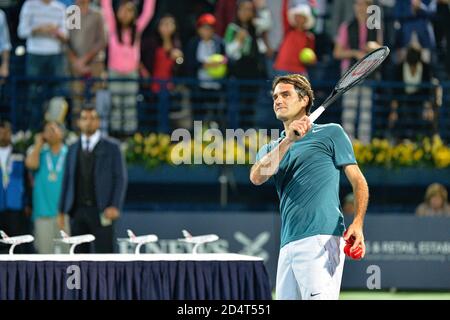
[66,5,81,30]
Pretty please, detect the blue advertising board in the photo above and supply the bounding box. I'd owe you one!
[116,212,450,290]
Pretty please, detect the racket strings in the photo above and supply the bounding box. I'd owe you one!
[338,48,388,89]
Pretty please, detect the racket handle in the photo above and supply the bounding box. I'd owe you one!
[294,106,326,136]
[308,106,325,123]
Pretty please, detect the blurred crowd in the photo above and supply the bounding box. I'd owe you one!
[0,0,449,254]
[0,0,447,142]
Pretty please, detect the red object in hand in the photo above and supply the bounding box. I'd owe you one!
[343,230,363,260]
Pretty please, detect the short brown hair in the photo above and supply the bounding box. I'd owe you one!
[425,183,448,204]
[272,74,315,114]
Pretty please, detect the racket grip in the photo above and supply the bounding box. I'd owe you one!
[294,106,326,136]
[308,106,325,123]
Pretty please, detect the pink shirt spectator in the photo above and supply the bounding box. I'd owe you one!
[101,0,155,74]
[335,21,368,73]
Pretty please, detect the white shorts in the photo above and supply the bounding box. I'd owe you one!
[276,234,345,300]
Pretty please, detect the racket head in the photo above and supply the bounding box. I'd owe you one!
[306,46,390,126]
[335,46,390,93]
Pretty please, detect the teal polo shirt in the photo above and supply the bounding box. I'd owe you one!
[256,123,357,248]
[31,145,68,220]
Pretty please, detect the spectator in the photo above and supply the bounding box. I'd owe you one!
[416,183,450,216]
[393,0,436,64]
[140,13,183,93]
[186,13,225,125]
[388,45,435,141]
[273,1,316,76]
[0,8,11,82]
[58,107,127,253]
[333,0,383,144]
[67,0,106,129]
[342,192,355,216]
[224,0,266,127]
[18,0,68,131]
[0,121,32,254]
[101,0,156,137]
[224,0,266,79]
[25,121,70,254]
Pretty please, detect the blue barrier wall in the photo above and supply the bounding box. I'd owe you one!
[116,212,450,290]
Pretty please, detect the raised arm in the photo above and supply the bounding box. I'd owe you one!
[250,137,292,186]
[136,0,156,33]
[250,116,311,185]
[101,0,116,35]
[25,135,44,170]
[344,164,369,257]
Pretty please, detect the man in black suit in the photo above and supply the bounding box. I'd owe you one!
[58,107,127,253]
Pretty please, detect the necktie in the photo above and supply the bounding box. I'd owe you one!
[85,138,90,152]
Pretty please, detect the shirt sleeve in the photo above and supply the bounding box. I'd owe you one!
[136,0,156,33]
[332,125,357,167]
[255,143,271,162]
[0,10,11,52]
[224,24,242,60]
[101,0,116,36]
[18,1,32,39]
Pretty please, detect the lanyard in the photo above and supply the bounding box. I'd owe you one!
[46,145,67,180]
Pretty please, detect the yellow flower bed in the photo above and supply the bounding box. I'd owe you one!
[126,132,450,169]
[353,135,450,168]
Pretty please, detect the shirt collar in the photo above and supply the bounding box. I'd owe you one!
[81,130,101,151]
[280,123,317,140]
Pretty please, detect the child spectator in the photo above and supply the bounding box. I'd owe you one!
[140,14,183,93]
[101,0,156,137]
[273,1,316,76]
[186,13,226,125]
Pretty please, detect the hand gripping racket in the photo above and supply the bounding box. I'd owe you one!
[295,46,390,135]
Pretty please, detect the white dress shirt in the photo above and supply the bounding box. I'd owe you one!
[0,145,12,171]
[81,130,101,152]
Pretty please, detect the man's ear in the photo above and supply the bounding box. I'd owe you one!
[301,95,309,107]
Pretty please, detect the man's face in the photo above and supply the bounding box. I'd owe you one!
[43,122,63,145]
[272,83,308,122]
[0,127,11,146]
[78,110,100,135]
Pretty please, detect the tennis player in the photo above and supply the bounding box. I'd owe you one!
[250,74,369,300]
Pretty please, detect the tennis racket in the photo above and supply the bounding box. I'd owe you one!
[295,46,390,135]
